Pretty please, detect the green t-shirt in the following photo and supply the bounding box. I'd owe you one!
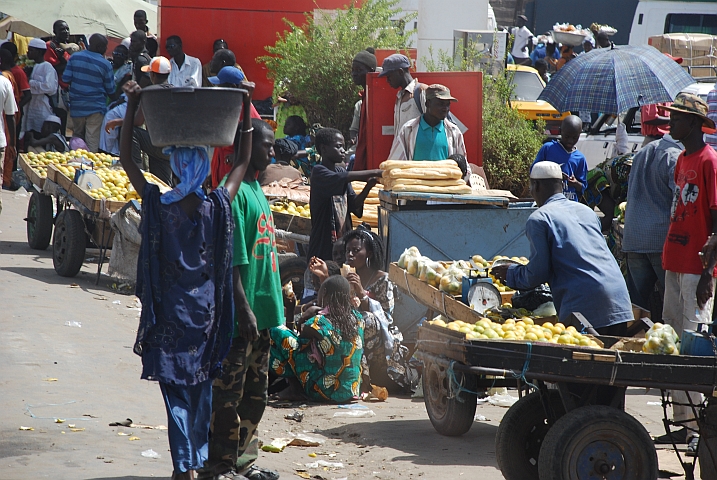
[226,178,284,333]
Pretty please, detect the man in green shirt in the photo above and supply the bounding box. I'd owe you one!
[200,119,282,480]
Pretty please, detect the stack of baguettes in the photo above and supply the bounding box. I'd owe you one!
[351,181,380,228]
[379,160,472,195]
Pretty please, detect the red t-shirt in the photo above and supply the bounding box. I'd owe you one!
[210,103,262,188]
[641,104,670,137]
[45,41,71,89]
[663,144,717,275]
[10,66,29,91]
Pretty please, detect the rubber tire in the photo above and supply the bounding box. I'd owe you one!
[52,209,86,277]
[423,361,477,436]
[495,390,566,480]
[27,191,54,250]
[279,256,308,300]
[538,405,658,480]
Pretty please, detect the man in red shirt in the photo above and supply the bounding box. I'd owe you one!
[656,93,717,449]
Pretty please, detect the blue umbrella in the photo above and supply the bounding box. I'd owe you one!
[537,45,695,114]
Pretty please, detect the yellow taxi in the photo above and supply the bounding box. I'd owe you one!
[507,64,570,135]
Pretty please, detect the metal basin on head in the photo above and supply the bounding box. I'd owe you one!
[141,86,247,147]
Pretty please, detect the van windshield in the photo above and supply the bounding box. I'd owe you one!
[665,14,717,35]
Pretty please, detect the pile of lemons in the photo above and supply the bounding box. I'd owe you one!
[270,201,311,218]
[25,150,115,179]
[89,169,138,202]
[429,315,601,348]
[472,254,529,293]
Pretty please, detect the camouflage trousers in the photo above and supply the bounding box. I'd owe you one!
[197,329,270,478]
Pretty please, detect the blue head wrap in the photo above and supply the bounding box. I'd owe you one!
[159,146,210,205]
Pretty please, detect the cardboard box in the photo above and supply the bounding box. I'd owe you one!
[649,33,717,77]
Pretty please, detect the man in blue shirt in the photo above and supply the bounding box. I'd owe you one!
[493,161,633,333]
[622,136,680,315]
[62,34,114,153]
[532,115,588,201]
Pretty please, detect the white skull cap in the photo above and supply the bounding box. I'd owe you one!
[530,161,563,180]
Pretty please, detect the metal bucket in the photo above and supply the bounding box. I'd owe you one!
[141,86,246,147]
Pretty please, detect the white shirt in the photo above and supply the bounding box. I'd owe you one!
[394,77,425,138]
[511,26,534,59]
[25,61,57,134]
[0,75,17,148]
[169,54,203,87]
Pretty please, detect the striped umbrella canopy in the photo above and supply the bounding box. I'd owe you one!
[537,44,695,114]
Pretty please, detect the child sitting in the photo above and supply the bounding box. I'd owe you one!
[270,275,364,403]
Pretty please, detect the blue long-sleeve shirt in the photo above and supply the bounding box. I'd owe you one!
[532,140,588,202]
[506,194,632,329]
[62,50,114,117]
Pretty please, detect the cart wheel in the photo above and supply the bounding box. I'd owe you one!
[52,209,86,277]
[280,256,307,300]
[26,191,54,250]
[495,390,565,480]
[423,361,477,436]
[538,405,657,480]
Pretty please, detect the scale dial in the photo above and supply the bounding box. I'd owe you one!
[467,282,502,314]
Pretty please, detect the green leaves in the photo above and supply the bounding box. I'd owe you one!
[258,0,415,136]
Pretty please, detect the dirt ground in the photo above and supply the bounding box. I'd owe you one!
[0,190,702,480]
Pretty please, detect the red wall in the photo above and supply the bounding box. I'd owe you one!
[365,71,483,168]
[159,0,351,100]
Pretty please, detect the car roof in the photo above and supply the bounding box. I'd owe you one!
[681,81,716,101]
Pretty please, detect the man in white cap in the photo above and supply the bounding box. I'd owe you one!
[493,161,633,332]
[25,39,58,136]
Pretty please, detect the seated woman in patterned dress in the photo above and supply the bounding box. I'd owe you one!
[342,226,415,392]
[270,275,364,403]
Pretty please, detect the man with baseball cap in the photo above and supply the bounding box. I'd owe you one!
[379,53,425,139]
[141,56,171,84]
[653,93,717,449]
[25,39,58,137]
[388,84,466,163]
[493,161,633,332]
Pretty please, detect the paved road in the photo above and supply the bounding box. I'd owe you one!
[0,189,699,479]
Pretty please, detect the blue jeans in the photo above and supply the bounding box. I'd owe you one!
[160,379,212,473]
[625,252,665,311]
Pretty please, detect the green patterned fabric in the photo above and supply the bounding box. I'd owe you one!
[270,312,364,403]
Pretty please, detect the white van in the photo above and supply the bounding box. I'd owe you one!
[629,0,717,46]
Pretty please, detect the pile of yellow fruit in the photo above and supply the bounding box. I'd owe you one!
[472,254,528,293]
[428,315,602,348]
[25,150,115,179]
[89,169,138,202]
[270,201,311,218]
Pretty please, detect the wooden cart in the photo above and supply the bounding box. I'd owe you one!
[20,155,133,280]
[388,258,717,479]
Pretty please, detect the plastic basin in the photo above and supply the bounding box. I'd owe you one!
[141,86,247,147]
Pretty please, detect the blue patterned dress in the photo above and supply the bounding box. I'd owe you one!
[134,183,234,385]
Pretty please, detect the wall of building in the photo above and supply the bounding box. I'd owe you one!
[159,0,349,100]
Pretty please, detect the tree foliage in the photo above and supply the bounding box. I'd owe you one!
[259,0,415,136]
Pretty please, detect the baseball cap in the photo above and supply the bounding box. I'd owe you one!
[530,161,563,180]
[425,84,458,102]
[664,53,683,64]
[141,56,171,74]
[208,66,246,85]
[658,92,716,130]
[378,54,410,77]
[29,38,47,50]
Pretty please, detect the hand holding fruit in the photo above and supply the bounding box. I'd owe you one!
[346,272,364,296]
